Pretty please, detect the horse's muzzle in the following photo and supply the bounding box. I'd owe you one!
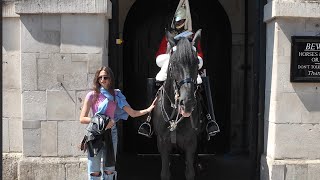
[179,99,196,117]
[180,108,191,117]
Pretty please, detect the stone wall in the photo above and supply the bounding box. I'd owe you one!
[2,0,112,179]
[2,2,23,180]
[3,1,22,154]
[262,0,320,179]
[20,13,106,157]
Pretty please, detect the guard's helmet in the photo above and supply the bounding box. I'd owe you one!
[174,6,186,29]
[175,6,186,22]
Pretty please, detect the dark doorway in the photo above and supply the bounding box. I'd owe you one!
[122,0,231,155]
[112,0,265,179]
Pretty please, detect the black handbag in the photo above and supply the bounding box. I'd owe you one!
[79,135,88,152]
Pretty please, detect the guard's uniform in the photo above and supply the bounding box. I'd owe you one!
[155,35,203,58]
[155,33,204,83]
[138,0,220,139]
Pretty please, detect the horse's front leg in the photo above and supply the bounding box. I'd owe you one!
[157,136,171,180]
[184,138,197,180]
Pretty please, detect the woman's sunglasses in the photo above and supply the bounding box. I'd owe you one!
[98,76,110,81]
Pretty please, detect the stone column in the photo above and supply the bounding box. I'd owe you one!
[262,1,320,179]
[2,2,23,179]
[11,0,112,179]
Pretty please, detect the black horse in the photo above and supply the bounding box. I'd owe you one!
[152,29,204,180]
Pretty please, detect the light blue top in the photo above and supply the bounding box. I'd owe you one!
[96,87,130,121]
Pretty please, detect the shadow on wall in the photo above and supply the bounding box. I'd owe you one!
[294,84,320,112]
[263,21,275,156]
[3,18,21,52]
[20,14,106,53]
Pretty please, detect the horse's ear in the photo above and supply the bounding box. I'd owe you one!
[166,30,176,48]
[192,29,202,47]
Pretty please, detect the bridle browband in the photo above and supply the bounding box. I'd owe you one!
[176,77,197,89]
[168,62,197,90]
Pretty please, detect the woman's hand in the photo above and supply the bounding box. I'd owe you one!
[105,119,115,129]
[147,97,158,113]
[123,97,159,118]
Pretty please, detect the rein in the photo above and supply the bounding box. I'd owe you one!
[159,84,183,144]
[159,83,181,125]
[159,71,199,133]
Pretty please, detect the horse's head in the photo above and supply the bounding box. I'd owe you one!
[166,29,202,117]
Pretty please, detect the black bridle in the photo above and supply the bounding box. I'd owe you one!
[168,63,197,91]
[158,63,199,139]
[159,61,198,121]
[176,77,197,90]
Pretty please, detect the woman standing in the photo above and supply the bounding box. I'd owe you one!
[80,66,156,180]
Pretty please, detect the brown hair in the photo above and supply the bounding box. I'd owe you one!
[92,66,115,103]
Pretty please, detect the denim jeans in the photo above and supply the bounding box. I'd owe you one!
[88,125,118,180]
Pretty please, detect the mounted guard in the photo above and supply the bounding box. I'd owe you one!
[138,0,220,140]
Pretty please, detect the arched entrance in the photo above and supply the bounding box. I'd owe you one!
[122,0,231,154]
[113,0,264,179]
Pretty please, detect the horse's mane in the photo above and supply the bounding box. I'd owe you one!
[170,38,198,69]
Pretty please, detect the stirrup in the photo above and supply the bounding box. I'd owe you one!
[206,120,220,141]
[138,122,153,138]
